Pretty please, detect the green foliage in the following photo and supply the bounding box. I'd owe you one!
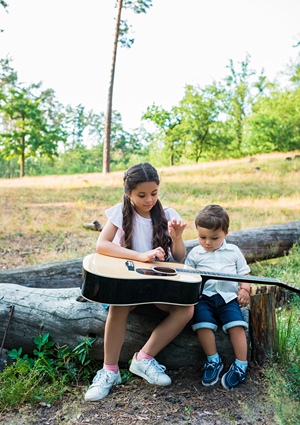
[251,243,300,423]
[0,59,67,177]
[247,86,300,154]
[276,294,300,394]
[1,52,300,176]
[119,0,153,47]
[0,0,8,8]
[0,333,97,409]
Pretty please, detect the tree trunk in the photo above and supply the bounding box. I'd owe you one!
[185,220,300,262]
[102,0,123,175]
[0,284,248,369]
[249,287,278,365]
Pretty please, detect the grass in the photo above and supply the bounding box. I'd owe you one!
[0,150,300,420]
[0,151,299,268]
[251,245,300,425]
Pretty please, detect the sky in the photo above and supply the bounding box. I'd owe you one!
[0,0,299,131]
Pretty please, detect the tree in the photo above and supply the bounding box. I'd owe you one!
[0,0,8,33]
[247,88,300,153]
[176,84,226,162]
[102,0,153,174]
[65,104,88,148]
[0,60,66,177]
[222,54,267,153]
[142,105,183,166]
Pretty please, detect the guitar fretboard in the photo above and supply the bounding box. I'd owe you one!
[173,268,300,294]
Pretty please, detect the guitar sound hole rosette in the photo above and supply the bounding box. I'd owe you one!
[152,266,177,276]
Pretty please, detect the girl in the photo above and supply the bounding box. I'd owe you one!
[85,162,194,402]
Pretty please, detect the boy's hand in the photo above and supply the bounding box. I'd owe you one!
[237,288,250,306]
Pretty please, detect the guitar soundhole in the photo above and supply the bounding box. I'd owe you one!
[152,266,177,276]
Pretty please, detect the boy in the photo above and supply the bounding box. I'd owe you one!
[185,204,251,389]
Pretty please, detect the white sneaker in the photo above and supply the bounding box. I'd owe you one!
[129,353,172,386]
[84,369,122,401]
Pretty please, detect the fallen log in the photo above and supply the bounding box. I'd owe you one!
[0,284,248,369]
[1,221,299,289]
[0,221,299,369]
[186,220,300,262]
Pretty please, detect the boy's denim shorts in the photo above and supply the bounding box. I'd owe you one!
[192,294,248,334]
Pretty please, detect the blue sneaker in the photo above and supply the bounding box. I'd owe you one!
[221,363,246,389]
[201,359,224,386]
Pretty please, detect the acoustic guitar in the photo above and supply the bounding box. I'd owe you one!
[81,253,300,306]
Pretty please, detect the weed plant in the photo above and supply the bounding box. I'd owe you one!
[0,333,98,410]
[251,243,300,424]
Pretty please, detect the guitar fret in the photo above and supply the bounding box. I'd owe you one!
[173,268,299,294]
[175,268,281,283]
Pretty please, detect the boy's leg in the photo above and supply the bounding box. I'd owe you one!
[197,327,224,386]
[228,326,248,361]
[221,326,248,390]
[197,328,217,356]
[220,301,249,390]
[191,295,224,386]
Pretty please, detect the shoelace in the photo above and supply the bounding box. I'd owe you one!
[145,358,166,374]
[232,365,245,381]
[92,370,114,386]
[205,361,219,369]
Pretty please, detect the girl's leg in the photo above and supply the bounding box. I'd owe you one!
[104,305,133,365]
[141,305,194,356]
[85,305,134,402]
[228,326,248,361]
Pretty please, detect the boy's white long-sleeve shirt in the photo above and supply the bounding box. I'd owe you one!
[185,240,251,303]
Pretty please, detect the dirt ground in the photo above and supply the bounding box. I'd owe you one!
[0,363,278,425]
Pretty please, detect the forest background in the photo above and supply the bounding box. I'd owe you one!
[0,0,300,178]
[1,51,299,179]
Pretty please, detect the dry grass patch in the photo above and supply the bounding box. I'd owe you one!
[0,151,299,269]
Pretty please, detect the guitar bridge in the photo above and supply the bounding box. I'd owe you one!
[125,260,135,271]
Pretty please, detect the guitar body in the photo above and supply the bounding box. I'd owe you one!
[81,253,202,306]
[82,253,299,306]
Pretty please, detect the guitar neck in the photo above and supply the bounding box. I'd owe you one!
[174,268,300,295]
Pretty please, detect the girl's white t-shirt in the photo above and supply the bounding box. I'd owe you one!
[105,202,182,252]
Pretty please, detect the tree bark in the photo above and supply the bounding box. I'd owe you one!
[185,220,300,262]
[103,0,123,175]
[249,287,278,365]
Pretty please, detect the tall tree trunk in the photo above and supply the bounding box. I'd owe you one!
[20,137,25,177]
[102,0,123,175]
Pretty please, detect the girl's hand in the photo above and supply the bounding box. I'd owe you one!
[138,247,166,262]
[168,218,187,240]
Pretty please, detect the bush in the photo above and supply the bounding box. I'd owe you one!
[0,333,97,409]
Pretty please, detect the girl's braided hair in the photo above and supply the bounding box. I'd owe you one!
[122,162,171,260]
